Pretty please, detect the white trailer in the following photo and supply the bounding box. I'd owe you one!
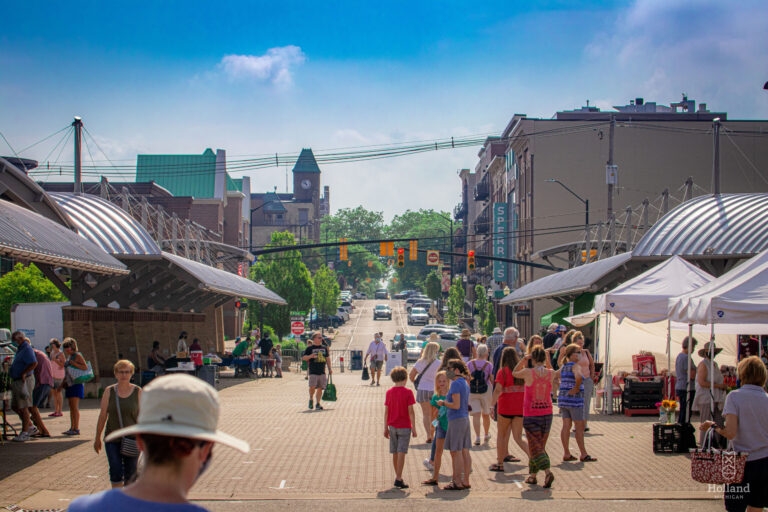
[10,301,69,350]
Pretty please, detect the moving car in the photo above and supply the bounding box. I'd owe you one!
[374,288,389,299]
[407,307,429,326]
[373,304,392,320]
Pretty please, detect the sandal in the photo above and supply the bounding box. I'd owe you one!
[503,455,520,463]
[489,463,505,472]
[580,455,598,462]
[422,479,438,486]
[443,481,465,490]
[562,455,577,462]
[62,429,80,436]
[525,475,537,485]
[543,472,555,488]
[32,432,51,438]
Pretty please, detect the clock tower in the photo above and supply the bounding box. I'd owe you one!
[292,148,320,203]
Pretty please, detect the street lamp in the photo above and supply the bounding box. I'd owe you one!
[249,200,280,254]
[545,179,589,229]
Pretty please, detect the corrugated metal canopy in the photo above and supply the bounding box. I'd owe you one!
[633,193,768,258]
[0,199,128,275]
[500,253,633,304]
[49,192,161,257]
[162,252,286,304]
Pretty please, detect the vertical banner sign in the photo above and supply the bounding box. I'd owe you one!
[441,270,451,293]
[493,202,508,282]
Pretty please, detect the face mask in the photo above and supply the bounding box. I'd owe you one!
[195,445,213,482]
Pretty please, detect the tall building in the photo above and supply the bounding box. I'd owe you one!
[458,96,768,336]
[250,148,330,250]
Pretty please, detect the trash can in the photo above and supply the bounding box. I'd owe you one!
[197,365,217,389]
[350,350,363,370]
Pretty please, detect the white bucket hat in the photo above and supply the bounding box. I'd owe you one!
[105,374,249,453]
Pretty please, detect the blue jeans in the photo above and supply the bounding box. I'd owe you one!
[105,440,138,484]
[429,425,447,461]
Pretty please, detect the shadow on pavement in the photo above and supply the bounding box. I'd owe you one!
[0,438,88,480]
[521,488,554,500]
[376,488,409,499]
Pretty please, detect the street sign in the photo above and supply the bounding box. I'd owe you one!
[426,250,439,265]
[441,270,451,292]
[291,321,305,336]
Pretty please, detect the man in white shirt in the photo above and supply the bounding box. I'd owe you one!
[364,333,388,387]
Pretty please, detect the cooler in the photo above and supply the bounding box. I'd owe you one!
[190,350,203,366]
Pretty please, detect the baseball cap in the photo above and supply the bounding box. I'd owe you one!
[558,325,567,332]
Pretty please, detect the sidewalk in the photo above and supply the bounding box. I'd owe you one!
[1,368,718,509]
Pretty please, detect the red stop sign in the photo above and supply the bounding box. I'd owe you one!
[427,250,439,265]
[291,321,305,335]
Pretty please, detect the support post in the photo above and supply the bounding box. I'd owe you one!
[72,117,83,195]
[713,119,721,195]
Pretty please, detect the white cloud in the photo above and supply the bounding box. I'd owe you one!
[218,46,306,87]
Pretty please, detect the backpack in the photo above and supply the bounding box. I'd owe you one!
[470,361,489,394]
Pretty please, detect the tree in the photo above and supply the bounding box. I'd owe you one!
[484,305,497,336]
[250,232,313,340]
[321,206,386,241]
[424,270,442,302]
[474,284,488,330]
[445,277,465,325]
[0,263,67,328]
[387,209,453,290]
[313,265,340,319]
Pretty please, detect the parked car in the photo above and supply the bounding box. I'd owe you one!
[423,323,460,332]
[352,292,367,299]
[416,327,459,350]
[313,315,342,328]
[340,300,354,311]
[336,308,350,322]
[392,291,407,299]
[405,296,427,308]
[374,288,389,299]
[373,304,392,320]
[408,307,429,326]
[407,300,433,313]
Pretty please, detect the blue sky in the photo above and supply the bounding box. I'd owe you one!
[2,0,767,219]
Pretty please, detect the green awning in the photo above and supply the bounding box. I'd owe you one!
[539,293,595,327]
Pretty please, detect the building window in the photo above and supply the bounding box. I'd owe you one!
[299,208,309,225]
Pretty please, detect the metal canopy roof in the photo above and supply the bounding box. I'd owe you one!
[633,193,768,258]
[162,252,286,304]
[500,253,634,304]
[0,199,128,275]
[49,192,162,257]
[0,157,75,229]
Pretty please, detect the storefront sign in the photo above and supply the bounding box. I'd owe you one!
[493,202,507,282]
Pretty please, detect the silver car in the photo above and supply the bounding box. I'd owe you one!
[408,307,429,325]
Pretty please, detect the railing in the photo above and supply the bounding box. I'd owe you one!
[474,177,489,201]
[474,209,490,234]
[454,202,467,220]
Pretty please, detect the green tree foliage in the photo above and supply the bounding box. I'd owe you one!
[313,265,340,318]
[474,284,488,329]
[250,232,313,340]
[424,270,442,302]
[445,277,465,325]
[387,209,453,290]
[321,206,386,241]
[484,305,497,336]
[0,263,67,328]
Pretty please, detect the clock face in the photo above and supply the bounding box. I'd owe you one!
[301,179,312,190]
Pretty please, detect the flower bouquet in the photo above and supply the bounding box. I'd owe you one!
[656,399,679,424]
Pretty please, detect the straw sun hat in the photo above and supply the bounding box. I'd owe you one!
[105,374,249,453]
[428,332,440,343]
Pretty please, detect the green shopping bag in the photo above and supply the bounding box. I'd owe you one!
[322,373,337,402]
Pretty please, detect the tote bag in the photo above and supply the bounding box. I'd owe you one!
[690,427,747,484]
[67,360,95,384]
[322,374,337,402]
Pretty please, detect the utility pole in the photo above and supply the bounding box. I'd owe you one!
[713,118,721,195]
[607,115,616,255]
[72,117,83,195]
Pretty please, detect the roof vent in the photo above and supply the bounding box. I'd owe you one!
[636,97,644,106]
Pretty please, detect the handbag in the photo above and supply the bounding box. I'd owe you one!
[690,427,747,484]
[114,386,140,458]
[322,374,337,402]
[67,357,94,384]
[414,359,437,389]
[362,364,370,381]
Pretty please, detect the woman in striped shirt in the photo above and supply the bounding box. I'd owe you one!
[558,344,597,463]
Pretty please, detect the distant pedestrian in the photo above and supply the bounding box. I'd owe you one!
[9,331,37,442]
[558,344,596,462]
[48,338,66,418]
[694,342,727,446]
[258,333,273,378]
[93,360,142,488]
[148,341,166,374]
[441,359,472,490]
[365,333,388,386]
[486,327,504,355]
[513,346,556,488]
[542,323,559,350]
[675,336,697,425]
[176,331,188,355]
[384,366,417,489]
[30,347,52,437]
[456,329,477,363]
[467,344,493,446]
[410,341,440,444]
[62,337,88,436]
[489,347,528,471]
[492,327,520,378]
[572,332,595,431]
[68,374,249,512]
[302,332,331,410]
[273,345,283,378]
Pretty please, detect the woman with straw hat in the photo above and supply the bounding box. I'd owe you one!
[69,374,249,511]
[693,341,727,446]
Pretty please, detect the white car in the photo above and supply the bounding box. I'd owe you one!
[336,308,350,322]
[407,307,429,326]
[406,340,425,361]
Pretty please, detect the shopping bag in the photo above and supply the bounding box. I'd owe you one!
[362,364,370,381]
[322,374,337,401]
[67,361,95,384]
[690,427,747,484]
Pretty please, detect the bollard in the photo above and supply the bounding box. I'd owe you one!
[340,356,345,372]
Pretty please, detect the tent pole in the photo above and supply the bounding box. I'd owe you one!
[685,324,693,425]
[710,323,715,418]
[666,319,672,398]
[604,312,613,414]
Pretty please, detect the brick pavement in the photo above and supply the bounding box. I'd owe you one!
[0,299,720,509]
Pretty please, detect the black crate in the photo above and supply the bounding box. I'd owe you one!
[653,423,683,453]
[625,379,663,393]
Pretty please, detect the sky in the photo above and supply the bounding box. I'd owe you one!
[1,0,767,220]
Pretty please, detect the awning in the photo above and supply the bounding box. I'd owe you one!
[162,252,286,304]
[500,252,634,304]
[540,293,595,327]
[0,199,128,275]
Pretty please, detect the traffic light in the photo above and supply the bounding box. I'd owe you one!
[339,238,348,261]
[397,248,405,267]
[467,250,476,271]
[235,300,247,309]
[409,240,417,261]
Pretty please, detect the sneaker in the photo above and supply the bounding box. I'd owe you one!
[12,431,30,442]
[484,433,492,442]
[308,400,313,409]
[474,437,481,446]
[376,382,380,386]
[315,403,324,410]
[28,425,39,436]
[394,479,409,489]
[370,381,375,386]
[423,458,434,471]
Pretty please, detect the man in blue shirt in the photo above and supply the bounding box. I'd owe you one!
[10,331,38,442]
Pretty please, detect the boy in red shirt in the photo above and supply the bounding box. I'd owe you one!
[384,366,417,489]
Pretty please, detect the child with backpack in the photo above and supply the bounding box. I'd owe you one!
[467,344,494,446]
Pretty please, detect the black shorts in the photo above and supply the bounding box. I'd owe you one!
[725,456,768,512]
[499,413,522,419]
